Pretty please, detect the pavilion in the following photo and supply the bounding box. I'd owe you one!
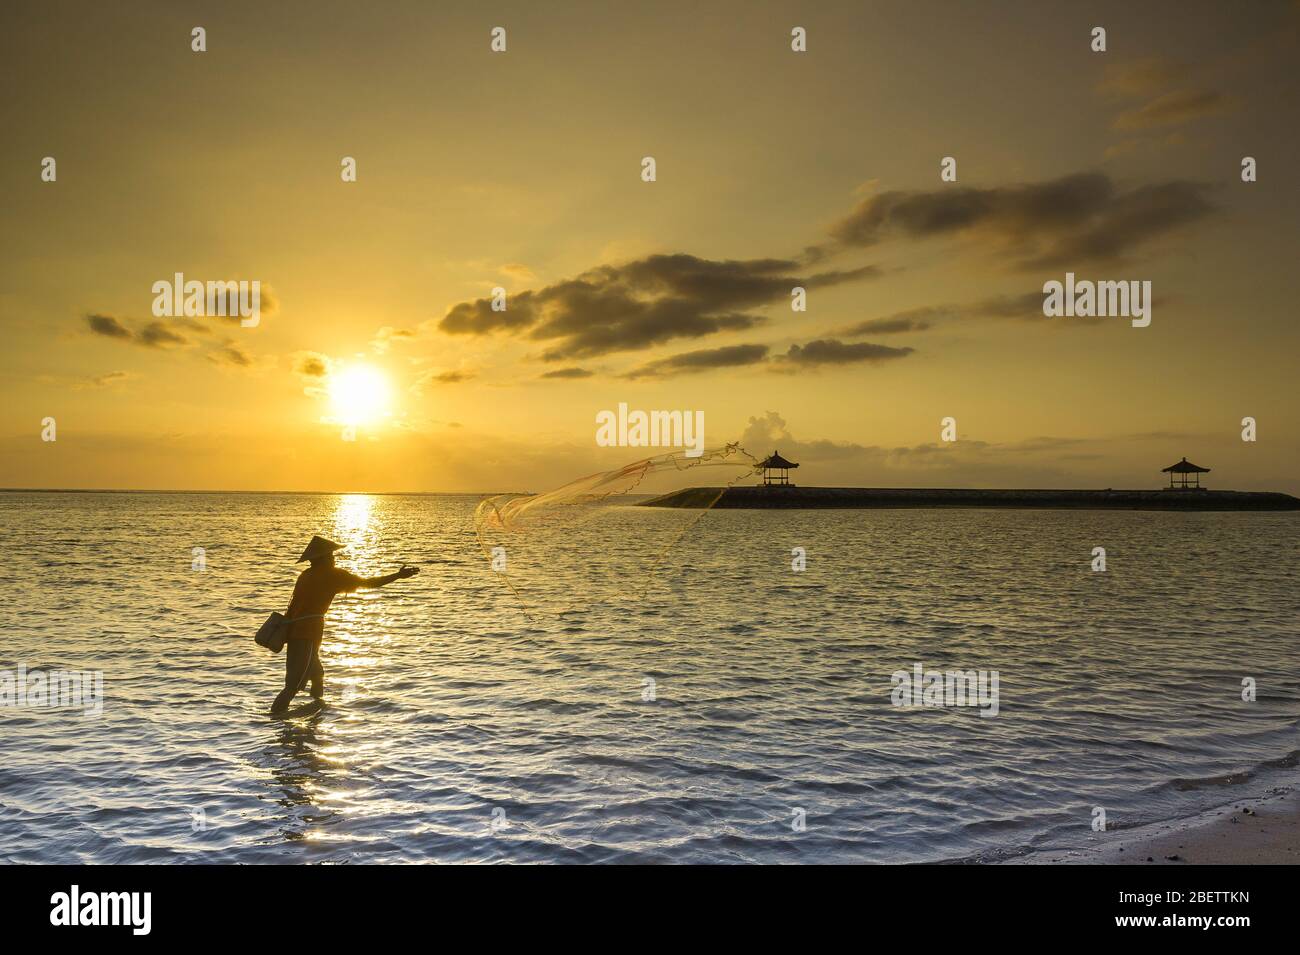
[758,451,799,487]
[1161,457,1211,490]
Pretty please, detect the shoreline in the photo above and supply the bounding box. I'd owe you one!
[1004,785,1300,865]
[642,486,1300,511]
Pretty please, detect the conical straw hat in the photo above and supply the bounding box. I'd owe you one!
[298,535,345,563]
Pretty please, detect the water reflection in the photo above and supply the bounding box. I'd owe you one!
[333,493,374,540]
[264,709,337,842]
[260,489,378,847]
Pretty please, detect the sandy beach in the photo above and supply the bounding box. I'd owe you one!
[1008,786,1300,865]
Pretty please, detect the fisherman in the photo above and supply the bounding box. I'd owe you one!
[271,536,419,714]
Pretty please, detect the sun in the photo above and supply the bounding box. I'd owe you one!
[328,364,391,427]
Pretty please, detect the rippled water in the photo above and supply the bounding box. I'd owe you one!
[1,491,1297,863]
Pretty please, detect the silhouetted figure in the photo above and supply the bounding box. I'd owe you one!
[271,536,419,714]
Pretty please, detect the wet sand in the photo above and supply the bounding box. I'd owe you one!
[1007,786,1300,864]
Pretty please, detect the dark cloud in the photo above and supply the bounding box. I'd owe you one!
[169,317,212,334]
[836,310,939,336]
[203,285,279,325]
[137,321,187,348]
[86,314,132,339]
[827,173,1215,270]
[539,367,594,380]
[963,292,1052,320]
[837,291,1122,334]
[853,286,1173,334]
[289,351,331,398]
[438,253,880,360]
[206,340,254,367]
[623,343,770,379]
[417,369,475,386]
[292,352,330,378]
[973,290,1107,325]
[86,313,188,348]
[777,339,914,368]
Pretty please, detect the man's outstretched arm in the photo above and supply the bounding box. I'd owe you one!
[355,565,419,589]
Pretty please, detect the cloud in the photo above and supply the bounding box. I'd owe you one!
[1098,56,1234,156]
[206,339,255,368]
[622,335,917,378]
[85,310,278,371]
[200,284,279,326]
[169,317,213,335]
[733,412,1198,488]
[776,339,914,368]
[286,351,334,398]
[623,343,770,379]
[500,262,536,281]
[827,173,1215,270]
[1097,57,1188,97]
[1113,89,1228,130]
[961,292,1054,320]
[837,290,1130,335]
[540,367,594,380]
[413,369,475,393]
[292,352,331,378]
[290,352,334,394]
[85,314,132,340]
[371,325,416,354]
[835,310,939,336]
[85,313,189,348]
[430,370,474,384]
[137,321,187,348]
[438,253,881,361]
[73,370,134,390]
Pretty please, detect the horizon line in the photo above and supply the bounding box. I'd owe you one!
[5,483,1291,497]
[0,486,528,497]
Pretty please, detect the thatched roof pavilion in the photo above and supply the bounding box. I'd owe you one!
[759,451,799,487]
[1162,457,1210,490]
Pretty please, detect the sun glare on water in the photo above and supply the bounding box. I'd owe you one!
[328,365,392,427]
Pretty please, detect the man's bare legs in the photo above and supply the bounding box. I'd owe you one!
[306,650,324,700]
[272,640,322,713]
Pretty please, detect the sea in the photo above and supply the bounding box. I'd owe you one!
[1,490,1296,863]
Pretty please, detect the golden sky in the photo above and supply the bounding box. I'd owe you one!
[2,0,1298,492]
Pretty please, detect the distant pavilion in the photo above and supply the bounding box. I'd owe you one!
[1162,457,1211,490]
[759,451,799,487]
